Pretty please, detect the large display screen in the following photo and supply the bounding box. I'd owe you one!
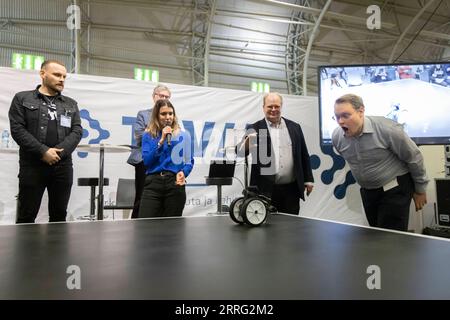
[318,62,450,145]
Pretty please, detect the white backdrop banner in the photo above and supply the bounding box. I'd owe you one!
[0,67,366,225]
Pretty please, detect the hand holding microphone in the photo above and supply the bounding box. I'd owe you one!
[161,121,172,146]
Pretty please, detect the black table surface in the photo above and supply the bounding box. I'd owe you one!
[0,214,449,299]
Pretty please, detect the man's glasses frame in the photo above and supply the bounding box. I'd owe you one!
[332,108,362,121]
[155,93,170,99]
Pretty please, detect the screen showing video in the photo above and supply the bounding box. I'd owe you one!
[318,62,450,145]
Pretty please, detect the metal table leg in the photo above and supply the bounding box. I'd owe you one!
[97,146,104,220]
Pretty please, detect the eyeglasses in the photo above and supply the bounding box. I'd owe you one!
[332,108,363,121]
[155,93,170,99]
[332,112,355,121]
[265,105,281,110]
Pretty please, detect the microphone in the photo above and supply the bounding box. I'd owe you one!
[166,121,172,146]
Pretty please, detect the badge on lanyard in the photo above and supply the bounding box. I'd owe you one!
[61,114,71,128]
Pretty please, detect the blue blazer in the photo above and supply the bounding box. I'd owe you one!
[127,108,151,165]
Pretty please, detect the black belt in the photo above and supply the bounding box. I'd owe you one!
[362,172,411,191]
[150,171,175,177]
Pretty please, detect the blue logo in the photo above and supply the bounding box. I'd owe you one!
[310,144,356,200]
[77,109,110,158]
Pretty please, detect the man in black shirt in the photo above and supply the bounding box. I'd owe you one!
[9,60,82,223]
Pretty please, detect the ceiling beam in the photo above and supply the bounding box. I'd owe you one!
[388,0,439,62]
[251,0,396,28]
[303,0,332,96]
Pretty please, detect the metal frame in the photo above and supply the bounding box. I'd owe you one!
[191,0,216,86]
[0,0,448,93]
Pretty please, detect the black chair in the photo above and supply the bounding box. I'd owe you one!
[104,178,135,219]
[78,177,110,220]
[205,160,235,214]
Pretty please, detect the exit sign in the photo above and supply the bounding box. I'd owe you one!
[134,67,159,82]
[251,82,270,93]
[12,53,45,70]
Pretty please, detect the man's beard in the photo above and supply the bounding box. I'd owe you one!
[49,84,62,94]
[44,79,63,94]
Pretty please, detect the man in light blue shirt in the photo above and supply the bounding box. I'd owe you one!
[332,93,428,231]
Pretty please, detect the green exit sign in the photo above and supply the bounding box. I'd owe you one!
[251,82,270,93]
[12,53,45,70]
[134,67,159,82]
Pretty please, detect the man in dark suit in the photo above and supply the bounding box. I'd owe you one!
[241,92,314,215]
[127,85,171,218]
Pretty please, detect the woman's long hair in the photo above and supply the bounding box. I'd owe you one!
[146,99,180,138]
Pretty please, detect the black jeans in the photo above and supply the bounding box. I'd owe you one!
[16,164,73,223]
[131,161,146,219]
[271,181,301,215]
[138,172,186,218]
[360,173,414,231]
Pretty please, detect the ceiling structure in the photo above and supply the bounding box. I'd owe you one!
[1,0,449,96]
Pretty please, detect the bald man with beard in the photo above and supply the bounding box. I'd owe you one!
[9,60,82,223]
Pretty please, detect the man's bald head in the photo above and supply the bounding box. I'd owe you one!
[41,60,65,71]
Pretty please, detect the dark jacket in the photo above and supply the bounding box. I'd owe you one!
[127,108,151,166]
[8,86,83,166]
[248,117,314,201]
